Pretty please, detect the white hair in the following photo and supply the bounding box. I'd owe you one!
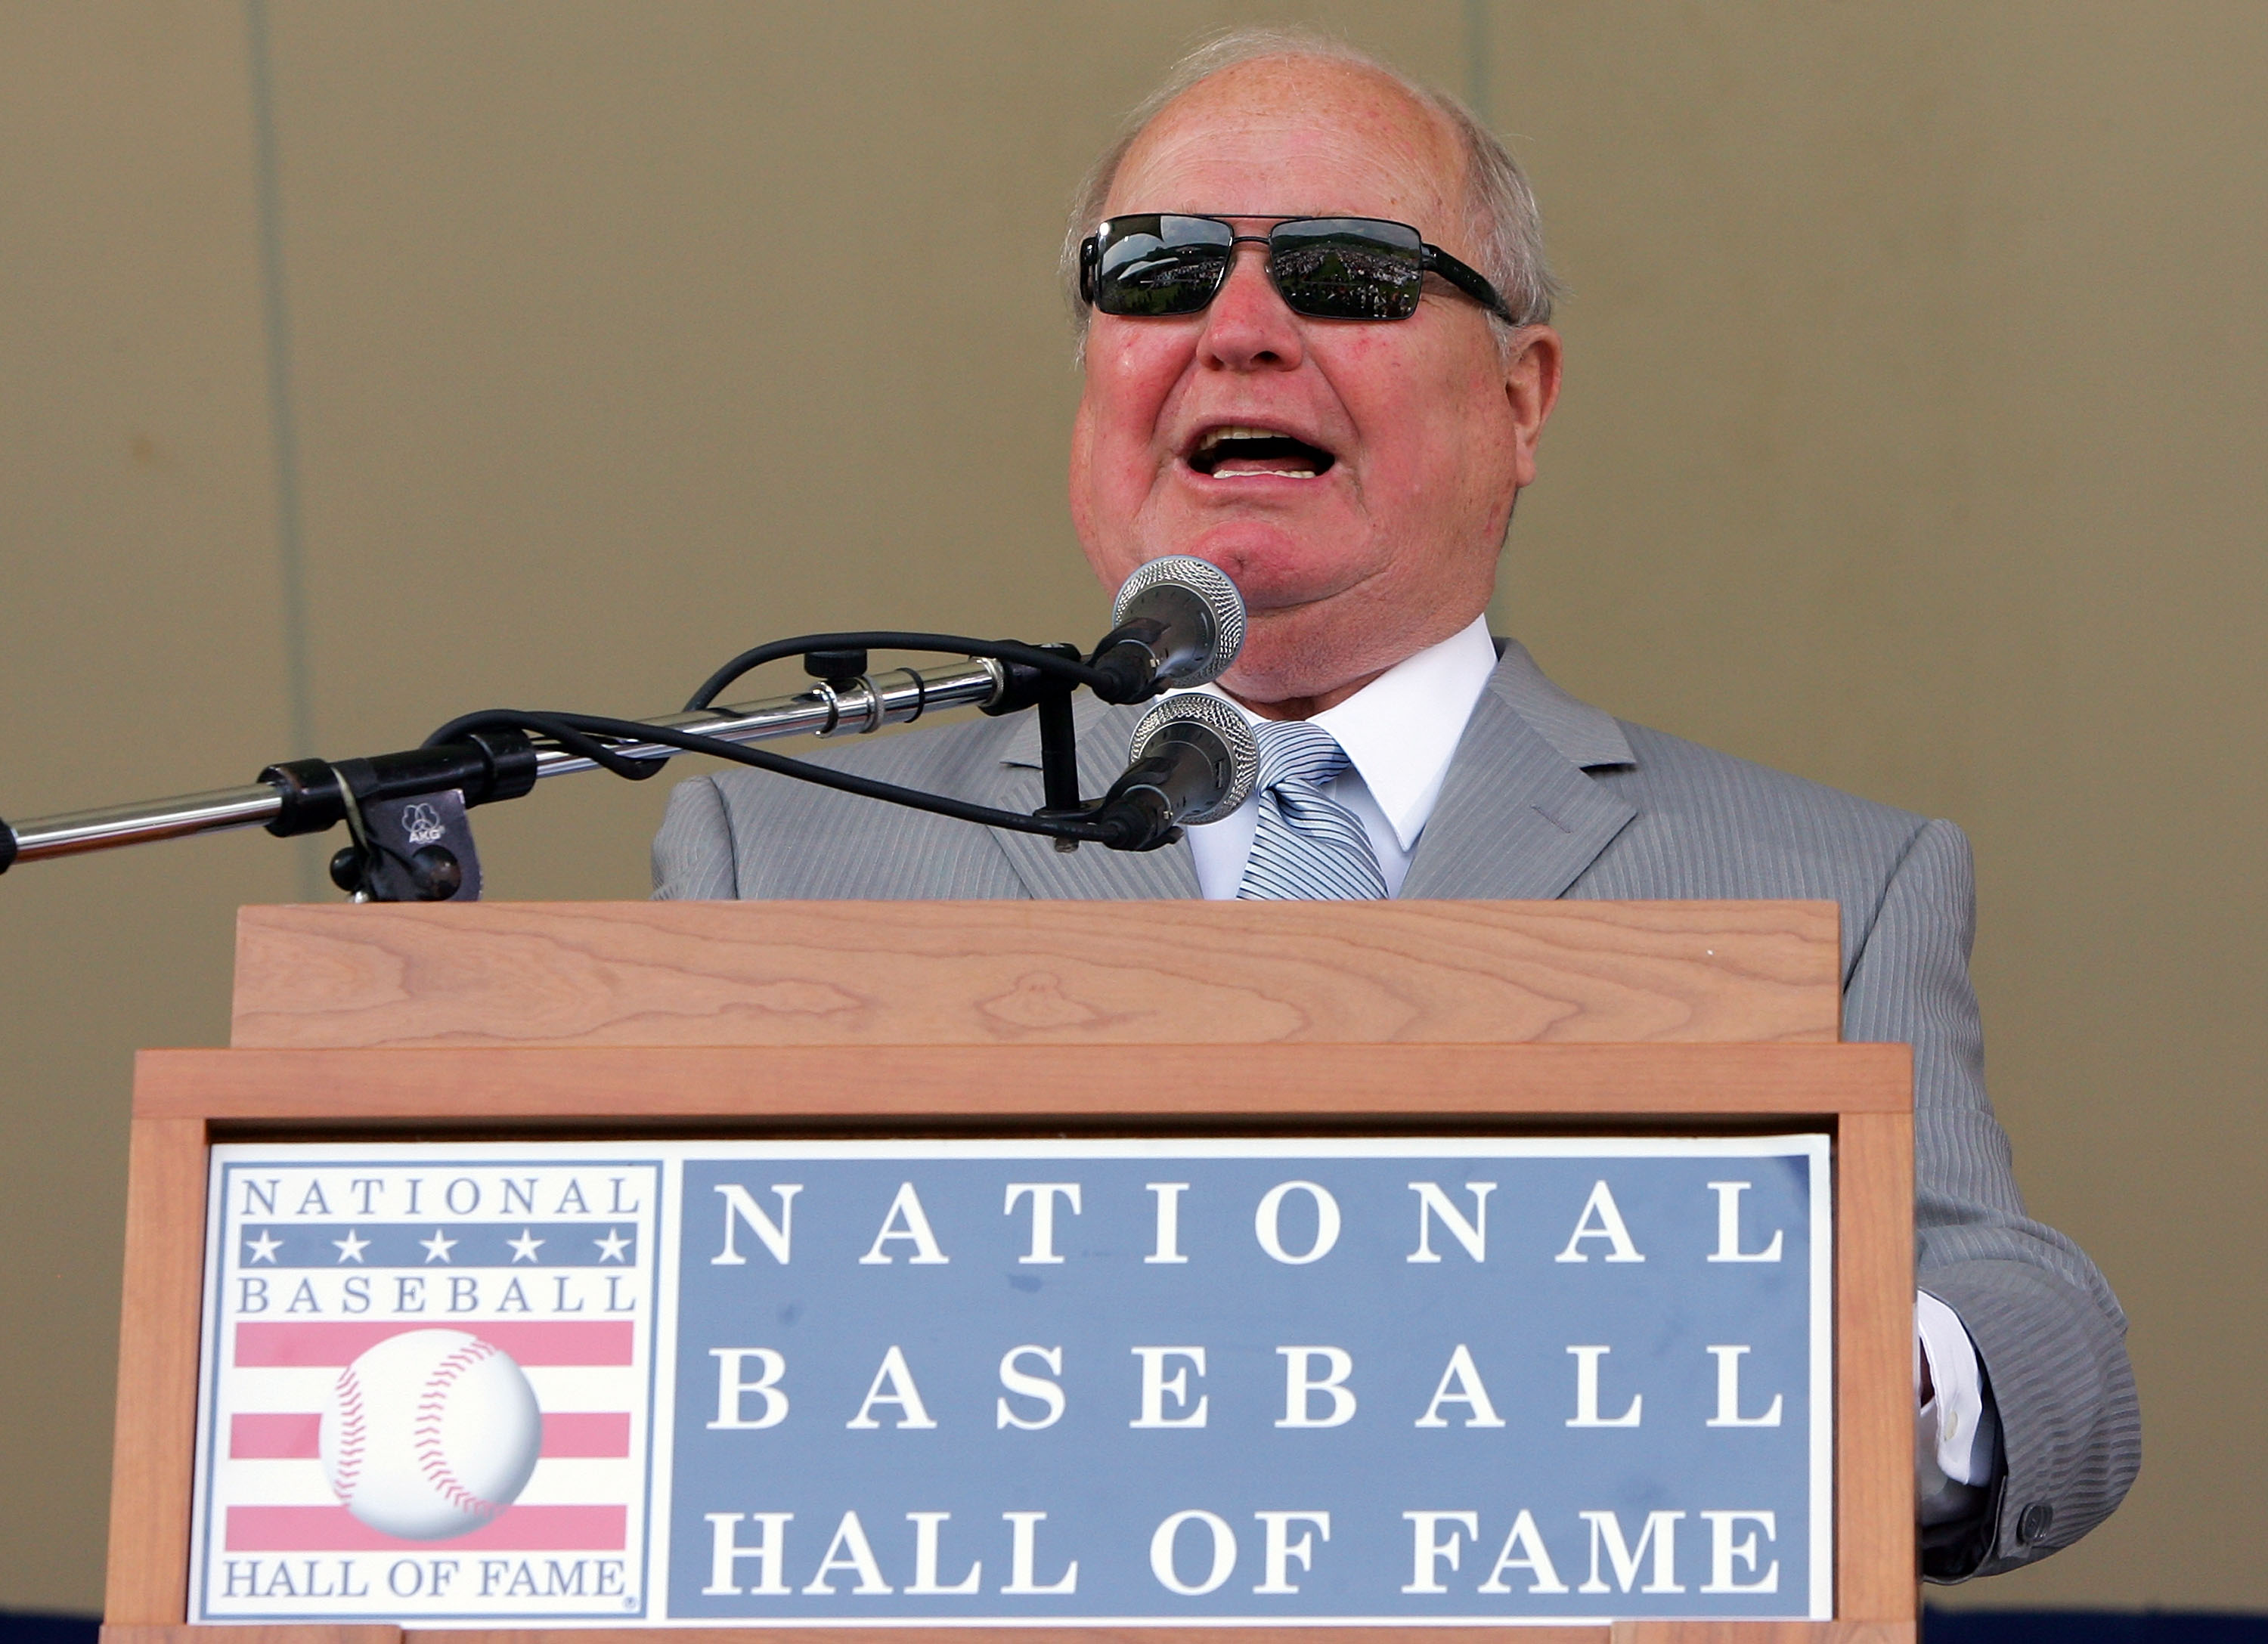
[1060,25,1559,354]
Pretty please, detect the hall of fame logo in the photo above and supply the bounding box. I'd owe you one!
[190,1149,664,1621]
[189,1135,1830,1627]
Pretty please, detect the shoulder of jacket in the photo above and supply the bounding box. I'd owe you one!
[1606,718,1939,847]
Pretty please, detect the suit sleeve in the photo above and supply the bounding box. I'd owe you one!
[1842,816,2139,1579]
[651,775,741,899]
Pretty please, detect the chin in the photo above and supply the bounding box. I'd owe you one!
[1154,521,1369,608]
[1216,639,1358,707]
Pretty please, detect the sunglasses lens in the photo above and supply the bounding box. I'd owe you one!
[1093,215,1234,316]
[1269,218,1424,319]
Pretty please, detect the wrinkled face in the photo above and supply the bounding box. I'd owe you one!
[1070,58,1556,706]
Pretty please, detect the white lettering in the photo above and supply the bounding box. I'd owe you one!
[1004,1183,1081,1264]
[1579,1509,1684,1593]
[1145,1182,1189,1264]
[1255,1180,1340,1265]
[708,1347,789,1429]
[1253,1511,1330,1594]
[712,1184,801,1265]
[1415,1343,1506,1428]
[1556,1180,1646,1262]
[1477,1509,1569,1593]
[1407,1181,1495,1262]
[1705,1345,1784,1428]
[1401,1511,1479,1593]
[803,1510,892,1595]
[996,1345,1066,1431]
[1706,1181,1784,1262]
[1699,1510,1778,1593]
[1001,1512,1077,1595]
[702,1512,792,1595]
[860,1182,950,1265]
[1276,1346,1356,1428]
[905,1512,981,1594]
[1130,1345,1208,1428]
[1150,1509,1236,1596]
[1566,1345,1643,1427]
[847,1345,937,1429]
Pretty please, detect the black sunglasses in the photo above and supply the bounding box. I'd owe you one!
[1080,213,1515,324]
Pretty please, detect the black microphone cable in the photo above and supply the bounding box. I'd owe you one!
[420,707,1141,848]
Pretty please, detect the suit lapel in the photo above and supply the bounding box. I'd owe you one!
[1399,653,1638,901]
[984,695,1202,899]
[969,639,1634,902]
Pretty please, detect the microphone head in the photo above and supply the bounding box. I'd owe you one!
[1123,692,1259,825]
[1109,556,1247,688]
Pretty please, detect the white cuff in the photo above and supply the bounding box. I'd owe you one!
[1915,1289,1995,1488]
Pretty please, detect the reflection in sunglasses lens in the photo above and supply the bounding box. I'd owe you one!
[1272,235,1423,320]
[1093,216,1426,320]
[1101,234,1228,316]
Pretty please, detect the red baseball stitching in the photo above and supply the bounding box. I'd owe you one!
[330,1363,367,1503]
[413,1339,511,1525]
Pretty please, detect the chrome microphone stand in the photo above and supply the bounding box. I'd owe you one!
[0,655,1012,899]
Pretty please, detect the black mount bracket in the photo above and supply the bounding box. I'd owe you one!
[982,641,1092,852]
[261,729,535,902]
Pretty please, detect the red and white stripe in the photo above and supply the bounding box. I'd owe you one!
[215,1319,640,1554]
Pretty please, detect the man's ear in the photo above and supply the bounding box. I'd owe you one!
[1501,324,1563,491]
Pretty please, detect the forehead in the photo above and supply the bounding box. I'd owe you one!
[1106,58,1467,246]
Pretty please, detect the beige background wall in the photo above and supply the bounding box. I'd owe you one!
[2,0,2260,1616]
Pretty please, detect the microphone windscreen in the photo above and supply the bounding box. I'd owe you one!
[1109,556,1247,687]
[1123,692,1259,825]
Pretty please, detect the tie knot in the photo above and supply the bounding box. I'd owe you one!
[1253,718,1352,791]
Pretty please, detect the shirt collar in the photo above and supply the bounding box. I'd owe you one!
[1199,615,1499,853]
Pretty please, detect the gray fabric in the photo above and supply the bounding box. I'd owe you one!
[652,638,2139,1580]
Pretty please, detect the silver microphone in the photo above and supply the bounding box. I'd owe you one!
[1090,555,1247,701]
[1092,692,1259,851]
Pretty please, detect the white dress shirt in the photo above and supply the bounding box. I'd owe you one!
[1181,612,1997,1512]
[1185,615,1499,899]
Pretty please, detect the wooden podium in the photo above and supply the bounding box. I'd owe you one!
[104,898,1914,1644]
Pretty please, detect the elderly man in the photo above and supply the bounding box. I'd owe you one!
[655,30,2136,1582]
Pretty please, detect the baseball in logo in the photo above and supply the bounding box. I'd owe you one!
[321,1329,543,1539]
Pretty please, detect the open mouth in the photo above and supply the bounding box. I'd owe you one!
[1187,424,1337,480]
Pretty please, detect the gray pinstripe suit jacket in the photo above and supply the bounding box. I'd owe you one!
[652,639,2139,1581]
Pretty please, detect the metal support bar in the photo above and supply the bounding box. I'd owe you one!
[0,659,1004,869]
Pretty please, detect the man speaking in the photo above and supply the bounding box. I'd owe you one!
[655,29,2137,1582]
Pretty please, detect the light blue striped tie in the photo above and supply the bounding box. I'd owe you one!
[1235,720,1390,900]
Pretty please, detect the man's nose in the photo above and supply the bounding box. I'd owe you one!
[1198,241,1305,372]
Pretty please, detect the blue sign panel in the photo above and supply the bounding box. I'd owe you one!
[192,1136,1830,1626]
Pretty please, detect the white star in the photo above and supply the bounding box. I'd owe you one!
[593,1228,631,1263]
[420,1229,457,1263]
[507,1228,545,1263]
[332,1230,370,1264]
[244,1231,281,1265]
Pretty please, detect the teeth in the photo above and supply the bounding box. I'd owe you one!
[1210,468,1318,480]
[1197,424,1294,452]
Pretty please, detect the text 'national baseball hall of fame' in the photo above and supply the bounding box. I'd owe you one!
[191,1136,1831,1626]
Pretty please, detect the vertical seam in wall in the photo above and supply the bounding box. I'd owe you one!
[245,0,323,900]
[1464,0,1492,127]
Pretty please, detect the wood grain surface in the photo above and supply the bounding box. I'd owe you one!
[1613,1624,1914,1642]
[231,899,1841,1051]
[104,1630,401,1644]
[1833,1112,1919,1622]
[136,1041,1908,1125]
[110,899,1909,1639]
[103,1119,214,1624]
[407,1631,1614,1644]
[96,1618,1915,1642]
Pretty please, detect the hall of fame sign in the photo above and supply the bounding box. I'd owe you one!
[191,1137,1831,1626]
